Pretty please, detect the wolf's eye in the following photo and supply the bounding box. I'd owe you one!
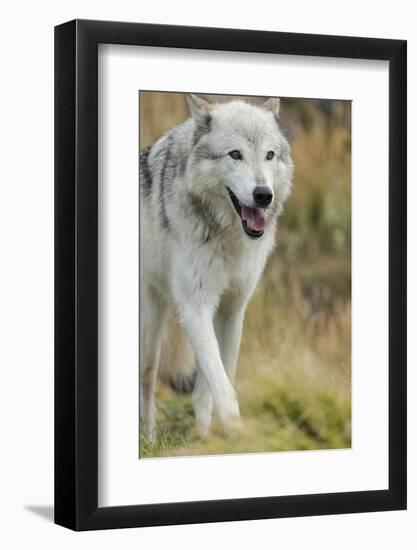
[229,150,242,160]
[266,151,275,160]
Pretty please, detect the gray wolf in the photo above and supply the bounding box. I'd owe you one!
[139,94,294,440]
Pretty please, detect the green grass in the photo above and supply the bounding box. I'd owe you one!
[140,354,351,458]
[140,252,351,459]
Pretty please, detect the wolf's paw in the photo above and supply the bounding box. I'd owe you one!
[219,400,243,436]
[195,419,211,440]
[140,415,157,444]
[223,415,244,437]
[141,428,157,445]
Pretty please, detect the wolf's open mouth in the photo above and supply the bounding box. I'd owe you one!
[227,188,266,239]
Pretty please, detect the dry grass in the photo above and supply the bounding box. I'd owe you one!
[139,92,351,458]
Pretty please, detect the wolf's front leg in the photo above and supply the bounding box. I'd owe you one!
[191,369,213,438]
[191,298,245,437]
[190,296,250,437]
[215,295,248,385]
[180,305,241,435]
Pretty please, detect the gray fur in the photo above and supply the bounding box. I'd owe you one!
[193,142,224,161]
[158,135,173,229]
[139,145,153,197]
[192,117,212,146]
[188,192,222,243]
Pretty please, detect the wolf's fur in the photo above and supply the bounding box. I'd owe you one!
[140,95,293,439]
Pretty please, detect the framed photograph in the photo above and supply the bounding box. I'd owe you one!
[55,20,406,530]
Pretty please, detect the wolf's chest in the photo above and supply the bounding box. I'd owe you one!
[196,236,270,293]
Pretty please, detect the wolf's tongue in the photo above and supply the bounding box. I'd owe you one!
[241,206,266,231]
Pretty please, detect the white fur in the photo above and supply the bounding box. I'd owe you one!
[140,96,293,440]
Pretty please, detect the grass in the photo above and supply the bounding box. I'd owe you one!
[139,92,351,459]
[141,253,351,458]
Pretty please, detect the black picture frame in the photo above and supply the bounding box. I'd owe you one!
[55,19,407,531]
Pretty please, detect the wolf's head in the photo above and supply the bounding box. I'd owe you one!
[186,94,293,239]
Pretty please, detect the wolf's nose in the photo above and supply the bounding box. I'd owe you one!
[253,186,273,207]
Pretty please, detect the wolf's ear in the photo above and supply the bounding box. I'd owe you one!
[186,94,213,127]
[262,98,280,120]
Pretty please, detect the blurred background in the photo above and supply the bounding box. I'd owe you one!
[139,92,351,458]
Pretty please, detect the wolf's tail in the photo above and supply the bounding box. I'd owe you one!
[159,311,197,394]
